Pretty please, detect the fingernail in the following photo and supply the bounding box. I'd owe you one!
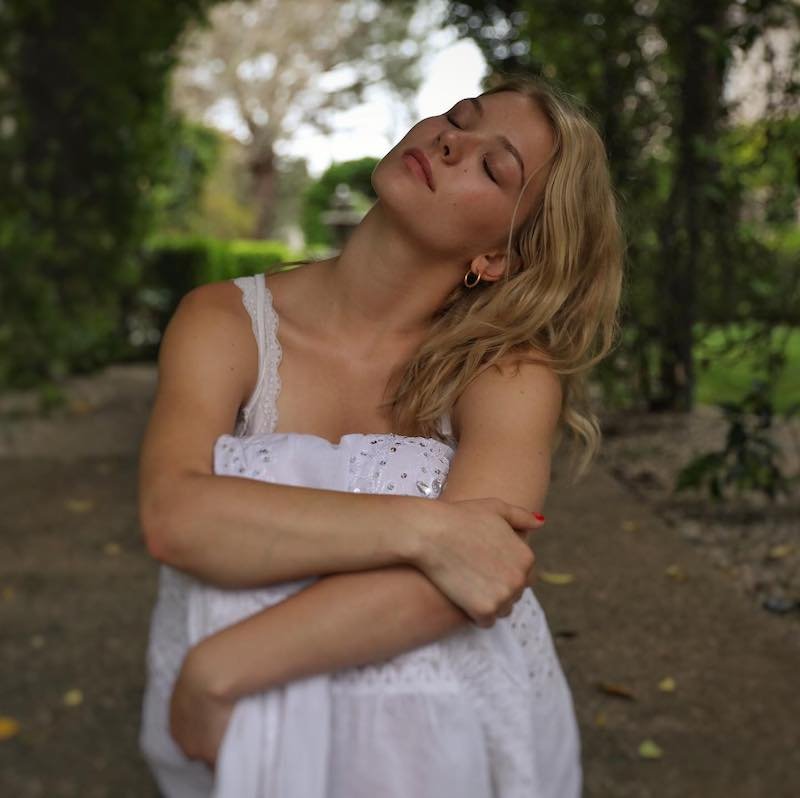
[533,513,545,521]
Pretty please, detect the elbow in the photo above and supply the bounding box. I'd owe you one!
[139,492,189,566]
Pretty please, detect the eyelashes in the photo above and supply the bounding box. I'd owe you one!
[444,113,498,184]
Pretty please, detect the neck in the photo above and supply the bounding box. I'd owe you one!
[314,202,465,346]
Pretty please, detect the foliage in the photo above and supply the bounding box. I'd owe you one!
[445,0,800,412]
[695,323,800,413]
[0,0,220,389]
[149,119,222,235]
[675,379,799,501]
[300,157,379,249]
[128,235,301,359]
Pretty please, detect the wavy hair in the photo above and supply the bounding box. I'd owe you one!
[386,73,625,482]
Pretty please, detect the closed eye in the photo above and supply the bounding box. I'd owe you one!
[445,113,498,185]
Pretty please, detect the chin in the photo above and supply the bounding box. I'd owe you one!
[369,162,400,209]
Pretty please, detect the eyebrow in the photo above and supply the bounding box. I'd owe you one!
[467,97,526,188]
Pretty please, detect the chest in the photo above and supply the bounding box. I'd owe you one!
[272,325,413,439]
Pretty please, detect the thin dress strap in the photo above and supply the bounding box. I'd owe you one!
[234,271,453,445]
[233,274,269,435]
[261,274,283,434]
[436,410,457,449]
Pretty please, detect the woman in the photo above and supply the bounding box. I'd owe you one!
[138,74,624,797]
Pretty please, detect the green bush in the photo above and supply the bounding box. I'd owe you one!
[0,0,219,391]
[675,379,799,502]
[128,235,303,358]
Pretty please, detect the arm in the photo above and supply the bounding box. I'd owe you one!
[139,281,433,588]
[185,357,563,701]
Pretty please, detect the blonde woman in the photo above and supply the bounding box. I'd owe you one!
[138,74,624,797]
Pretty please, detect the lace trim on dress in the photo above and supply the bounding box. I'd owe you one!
[261,274,283,435]
[331,640,461,694]
[233,275,267,437]
[247,271,455,445]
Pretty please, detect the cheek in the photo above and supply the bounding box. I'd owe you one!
[441,184,510,237]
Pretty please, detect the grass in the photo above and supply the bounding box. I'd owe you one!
[694,324,800,415]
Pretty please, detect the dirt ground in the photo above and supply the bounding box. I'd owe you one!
[0,364,798,797]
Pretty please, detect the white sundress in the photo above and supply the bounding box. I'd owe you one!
[139,273,582,798]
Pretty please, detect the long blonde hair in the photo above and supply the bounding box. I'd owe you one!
[386,73,625,482]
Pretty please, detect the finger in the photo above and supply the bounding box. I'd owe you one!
[498,502,546,531]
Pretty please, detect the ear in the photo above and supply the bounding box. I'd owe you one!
[467,250,514,283]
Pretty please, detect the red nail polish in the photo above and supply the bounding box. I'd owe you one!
[533,513,545,521]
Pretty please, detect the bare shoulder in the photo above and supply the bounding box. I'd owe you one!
[177,278,252,321]
[159,278,257,391]
[453,351,562,444]
[441,351,562,512]
[139,278,258,492]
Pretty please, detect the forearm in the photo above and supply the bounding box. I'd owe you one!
[144,473,432,589]
[189,564,471,701]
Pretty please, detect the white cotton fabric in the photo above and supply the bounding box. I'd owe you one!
[138,273,582,797]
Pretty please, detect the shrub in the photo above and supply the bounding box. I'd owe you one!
[127,236,302,358]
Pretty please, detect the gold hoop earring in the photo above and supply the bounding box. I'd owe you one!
[463,270,482,288]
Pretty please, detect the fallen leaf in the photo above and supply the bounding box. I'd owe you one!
[103,542,121,556]
[767,544,793,560]
[593,711,606,727]
[0,716,20,741]
[621,520,640,533]
[596,681,637,700]
[539,571,575,585]
[68,399,94,415]
[553,628,579,640]
[65,499,94,513]
[63,689,83,707]
[658,676,676,692]
[664,564,687,581]
[2,586,14,601]
[638,739,663,759]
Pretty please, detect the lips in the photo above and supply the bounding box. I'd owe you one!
[403,148,434,191]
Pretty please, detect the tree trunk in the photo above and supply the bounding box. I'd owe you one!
[655,0,728,412]
[249,145,277,239]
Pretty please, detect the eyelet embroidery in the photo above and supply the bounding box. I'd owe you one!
[142,273,575,784]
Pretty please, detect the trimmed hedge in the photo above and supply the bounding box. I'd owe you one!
[129,235,305,358]
[142,233,295,296]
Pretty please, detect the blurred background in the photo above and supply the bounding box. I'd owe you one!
[0,1,798,796]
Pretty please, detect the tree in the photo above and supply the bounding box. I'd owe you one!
[0,0,220,389]
[171,0,428,239]
[445,0,800,411]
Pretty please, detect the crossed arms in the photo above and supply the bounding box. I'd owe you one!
[138,282,561,701]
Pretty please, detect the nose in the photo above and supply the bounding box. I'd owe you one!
[437,128,477,164]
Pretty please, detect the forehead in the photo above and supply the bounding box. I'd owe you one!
[461,91,553,177]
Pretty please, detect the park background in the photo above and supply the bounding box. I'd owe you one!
[0,1,798,796]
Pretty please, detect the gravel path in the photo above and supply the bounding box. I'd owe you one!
[1,364,797,797]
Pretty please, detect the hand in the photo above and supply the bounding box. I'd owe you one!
[169,646,235,771]
[413,497,542,628]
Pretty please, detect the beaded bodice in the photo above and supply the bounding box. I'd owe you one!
[142,273,567,776]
